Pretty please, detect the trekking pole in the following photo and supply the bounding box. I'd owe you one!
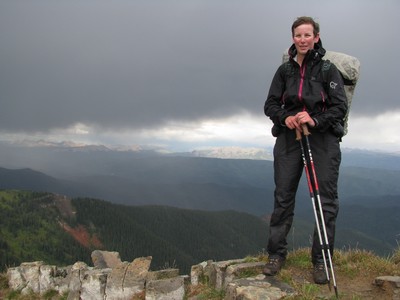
[296,125,339,298]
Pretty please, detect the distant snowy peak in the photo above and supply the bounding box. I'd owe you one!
[190,146,273,160]
[9,139,112,152]
[5,139,273,159]
[7,139,144,152]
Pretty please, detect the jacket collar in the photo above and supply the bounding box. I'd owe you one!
[288,39,326,63]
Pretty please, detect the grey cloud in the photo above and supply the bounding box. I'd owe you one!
[0,0,398,133]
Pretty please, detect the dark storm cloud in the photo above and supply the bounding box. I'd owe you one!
[0,0,398,133]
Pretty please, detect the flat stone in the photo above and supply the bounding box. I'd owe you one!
[226,276,295,300]
[375,276,400,288]
[91,250,122,269]
[147,268,180,281]
[146,276,185,300]
[224,261,265,288]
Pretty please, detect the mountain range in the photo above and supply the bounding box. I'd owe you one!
[0,140,399,260]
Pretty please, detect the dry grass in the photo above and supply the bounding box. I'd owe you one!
[272,247,400,300]
[187,247,400,300]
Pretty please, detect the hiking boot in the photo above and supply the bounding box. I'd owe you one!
[313,263,328,284]
[263,256,285,276]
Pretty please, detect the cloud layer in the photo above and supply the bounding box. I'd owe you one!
[0,0,399,151]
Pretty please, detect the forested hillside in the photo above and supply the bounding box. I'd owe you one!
[71,197,270,272]
[0,190,268,273]
[1,189,398,276]
[0,190,90,269]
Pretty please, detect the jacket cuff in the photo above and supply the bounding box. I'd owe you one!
[312,117,319,128]
[280,113,289,126]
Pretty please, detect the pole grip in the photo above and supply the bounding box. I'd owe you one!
[302,124,310,136]
[295,129,302,140]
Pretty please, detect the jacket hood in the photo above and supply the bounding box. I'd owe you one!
[288,38,326,61]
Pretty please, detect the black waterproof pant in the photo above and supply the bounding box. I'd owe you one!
[267,128,341,264]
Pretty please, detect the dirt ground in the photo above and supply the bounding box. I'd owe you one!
[287,266,396,300]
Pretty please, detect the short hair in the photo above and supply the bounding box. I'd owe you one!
[291,16,320,37]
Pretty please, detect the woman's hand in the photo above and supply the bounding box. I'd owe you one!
[285,112,315,131]
[285,115,301,130]
[295,111,315,128]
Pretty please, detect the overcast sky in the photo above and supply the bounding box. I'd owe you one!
[1,0,399,152]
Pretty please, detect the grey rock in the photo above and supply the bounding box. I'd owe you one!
[146,276,185,300]
[91,250,122,269]
[147,268,180,281]
[375,276,400,300]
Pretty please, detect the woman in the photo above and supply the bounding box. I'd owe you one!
[263,16,347,284]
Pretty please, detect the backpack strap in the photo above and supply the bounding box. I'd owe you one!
[341,75,356,86]
[284,59,347,86]
[283,61,294,77]
[321,60,331,91]
[322,59,355,86]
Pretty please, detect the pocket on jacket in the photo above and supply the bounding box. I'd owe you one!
[331,122,344,138]
[271,124,281,137]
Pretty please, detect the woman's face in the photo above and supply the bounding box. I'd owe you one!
[293,24,319,57]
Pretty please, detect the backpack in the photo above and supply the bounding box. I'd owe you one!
[282,50,361,136]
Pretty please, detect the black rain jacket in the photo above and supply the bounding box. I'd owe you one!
[264,39,348,137]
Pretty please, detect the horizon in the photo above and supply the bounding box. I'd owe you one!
[1,136,399,157]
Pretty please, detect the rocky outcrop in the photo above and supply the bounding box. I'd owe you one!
[190,258,295,300]
[7,252,296,300]
[7,251,184,300]
[6,251,400,300]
